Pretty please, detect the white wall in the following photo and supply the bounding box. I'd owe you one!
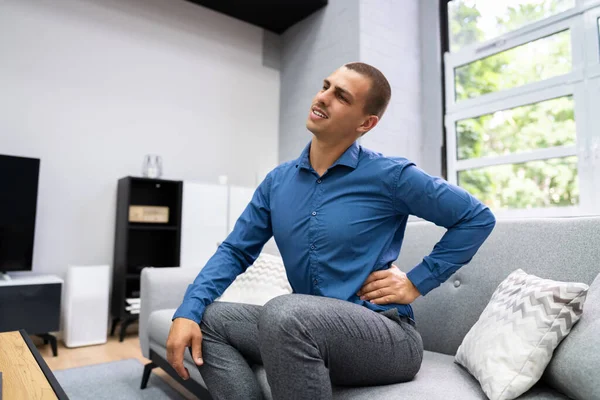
[0,0,280,278]
[180,182,228,269]
[359,0,423,168]
[180,182,255,270]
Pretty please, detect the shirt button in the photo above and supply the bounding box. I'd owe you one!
[317,179,322,184]
[310,245,316,250]
[311,211,317,216]
[454,280,461,288]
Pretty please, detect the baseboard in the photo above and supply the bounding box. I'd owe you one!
[63,339,108,348]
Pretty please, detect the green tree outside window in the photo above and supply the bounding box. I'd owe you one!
[449,0,578,210]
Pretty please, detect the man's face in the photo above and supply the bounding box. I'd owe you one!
[306,67,374,141]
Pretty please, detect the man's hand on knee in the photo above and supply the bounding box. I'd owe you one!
[166,317,204,380]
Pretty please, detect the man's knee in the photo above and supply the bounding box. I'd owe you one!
[258,294,308,335]
[200,301,230,333]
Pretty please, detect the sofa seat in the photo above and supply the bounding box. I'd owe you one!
[331,350,568,400]
[147,309,567,400]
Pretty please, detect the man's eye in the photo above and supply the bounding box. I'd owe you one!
[322,86,328,91]
[337,93,347,101]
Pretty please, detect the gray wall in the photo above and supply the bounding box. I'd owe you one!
[359,0,422,168]
[418,0,444,177]
[278,0,360,163]
[278,0,442,177]
[0,0,280,278]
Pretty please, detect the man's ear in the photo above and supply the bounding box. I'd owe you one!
[357,115,379,136]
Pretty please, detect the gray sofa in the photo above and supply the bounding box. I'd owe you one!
[140,216,600,399]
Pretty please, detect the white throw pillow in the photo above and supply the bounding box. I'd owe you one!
[455,269,589,400]
[216,252,292,306]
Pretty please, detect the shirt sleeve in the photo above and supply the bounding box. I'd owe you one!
[172,172,274,324]
[393,161,496,296]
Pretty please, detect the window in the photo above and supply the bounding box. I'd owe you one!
[448,0,574,52]
[456,96,576,160]
[458,156,579,210]
[455,30,572,101]
[443,0,600,217]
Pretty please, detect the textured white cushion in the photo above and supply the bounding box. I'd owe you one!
[215,252,292,305]
[455,269,589,400]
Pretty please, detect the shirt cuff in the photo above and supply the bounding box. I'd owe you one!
[406,261,440,296]
[172,299,206,324]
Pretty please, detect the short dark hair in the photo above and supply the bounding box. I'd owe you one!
[344,62,391,119]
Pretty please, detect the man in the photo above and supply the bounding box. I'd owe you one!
[167,62,496,400]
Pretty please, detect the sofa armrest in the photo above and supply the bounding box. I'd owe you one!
[140,266,200,358]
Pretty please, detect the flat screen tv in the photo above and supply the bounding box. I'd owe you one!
[0,154,40,273]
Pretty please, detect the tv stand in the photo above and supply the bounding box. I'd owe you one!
[0,272,12,281]
[0,273,62,356]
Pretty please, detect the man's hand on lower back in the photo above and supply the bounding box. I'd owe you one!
[166,317,204,380]
[357,264,421,305]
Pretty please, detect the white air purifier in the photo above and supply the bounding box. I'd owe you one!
[62,265,110,348]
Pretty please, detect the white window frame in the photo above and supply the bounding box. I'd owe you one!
[585,5,600,209]
[443,0,600,219]
[445,11,587,113]
[586,77,600,210]
[585,4,600,77]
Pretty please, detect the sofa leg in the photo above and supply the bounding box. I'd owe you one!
[141,361,157,389]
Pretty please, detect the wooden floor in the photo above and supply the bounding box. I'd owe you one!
[36,327,197,400]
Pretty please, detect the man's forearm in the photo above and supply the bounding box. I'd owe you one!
[172,241,253,323]
[406,207,496,296]
[173,172,274,324]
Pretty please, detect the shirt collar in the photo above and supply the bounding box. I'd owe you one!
[296,142,312,170]
[295,140,361,171]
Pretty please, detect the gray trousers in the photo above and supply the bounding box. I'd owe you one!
[197,294,424,400]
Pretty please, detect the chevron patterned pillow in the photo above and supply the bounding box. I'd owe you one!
[455,268,589,400]
[216,252,292,306]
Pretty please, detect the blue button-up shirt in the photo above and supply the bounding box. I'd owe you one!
[173,140,495,324]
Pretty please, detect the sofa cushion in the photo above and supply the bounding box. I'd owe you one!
[331,351,566,400]
[455,269,589,400]
[149,309,567,399]
[543,272,600,399]
[331,351,487,399]
[150,311,486,398]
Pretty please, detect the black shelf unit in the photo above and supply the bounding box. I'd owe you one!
[111,176,183,341]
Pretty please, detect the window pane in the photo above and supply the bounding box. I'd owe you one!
[455,30,571,101]
[457,156,579,209]
[448,0,574,52]
[456,96,575,160]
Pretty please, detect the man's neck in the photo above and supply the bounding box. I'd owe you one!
[309,136,356,177]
